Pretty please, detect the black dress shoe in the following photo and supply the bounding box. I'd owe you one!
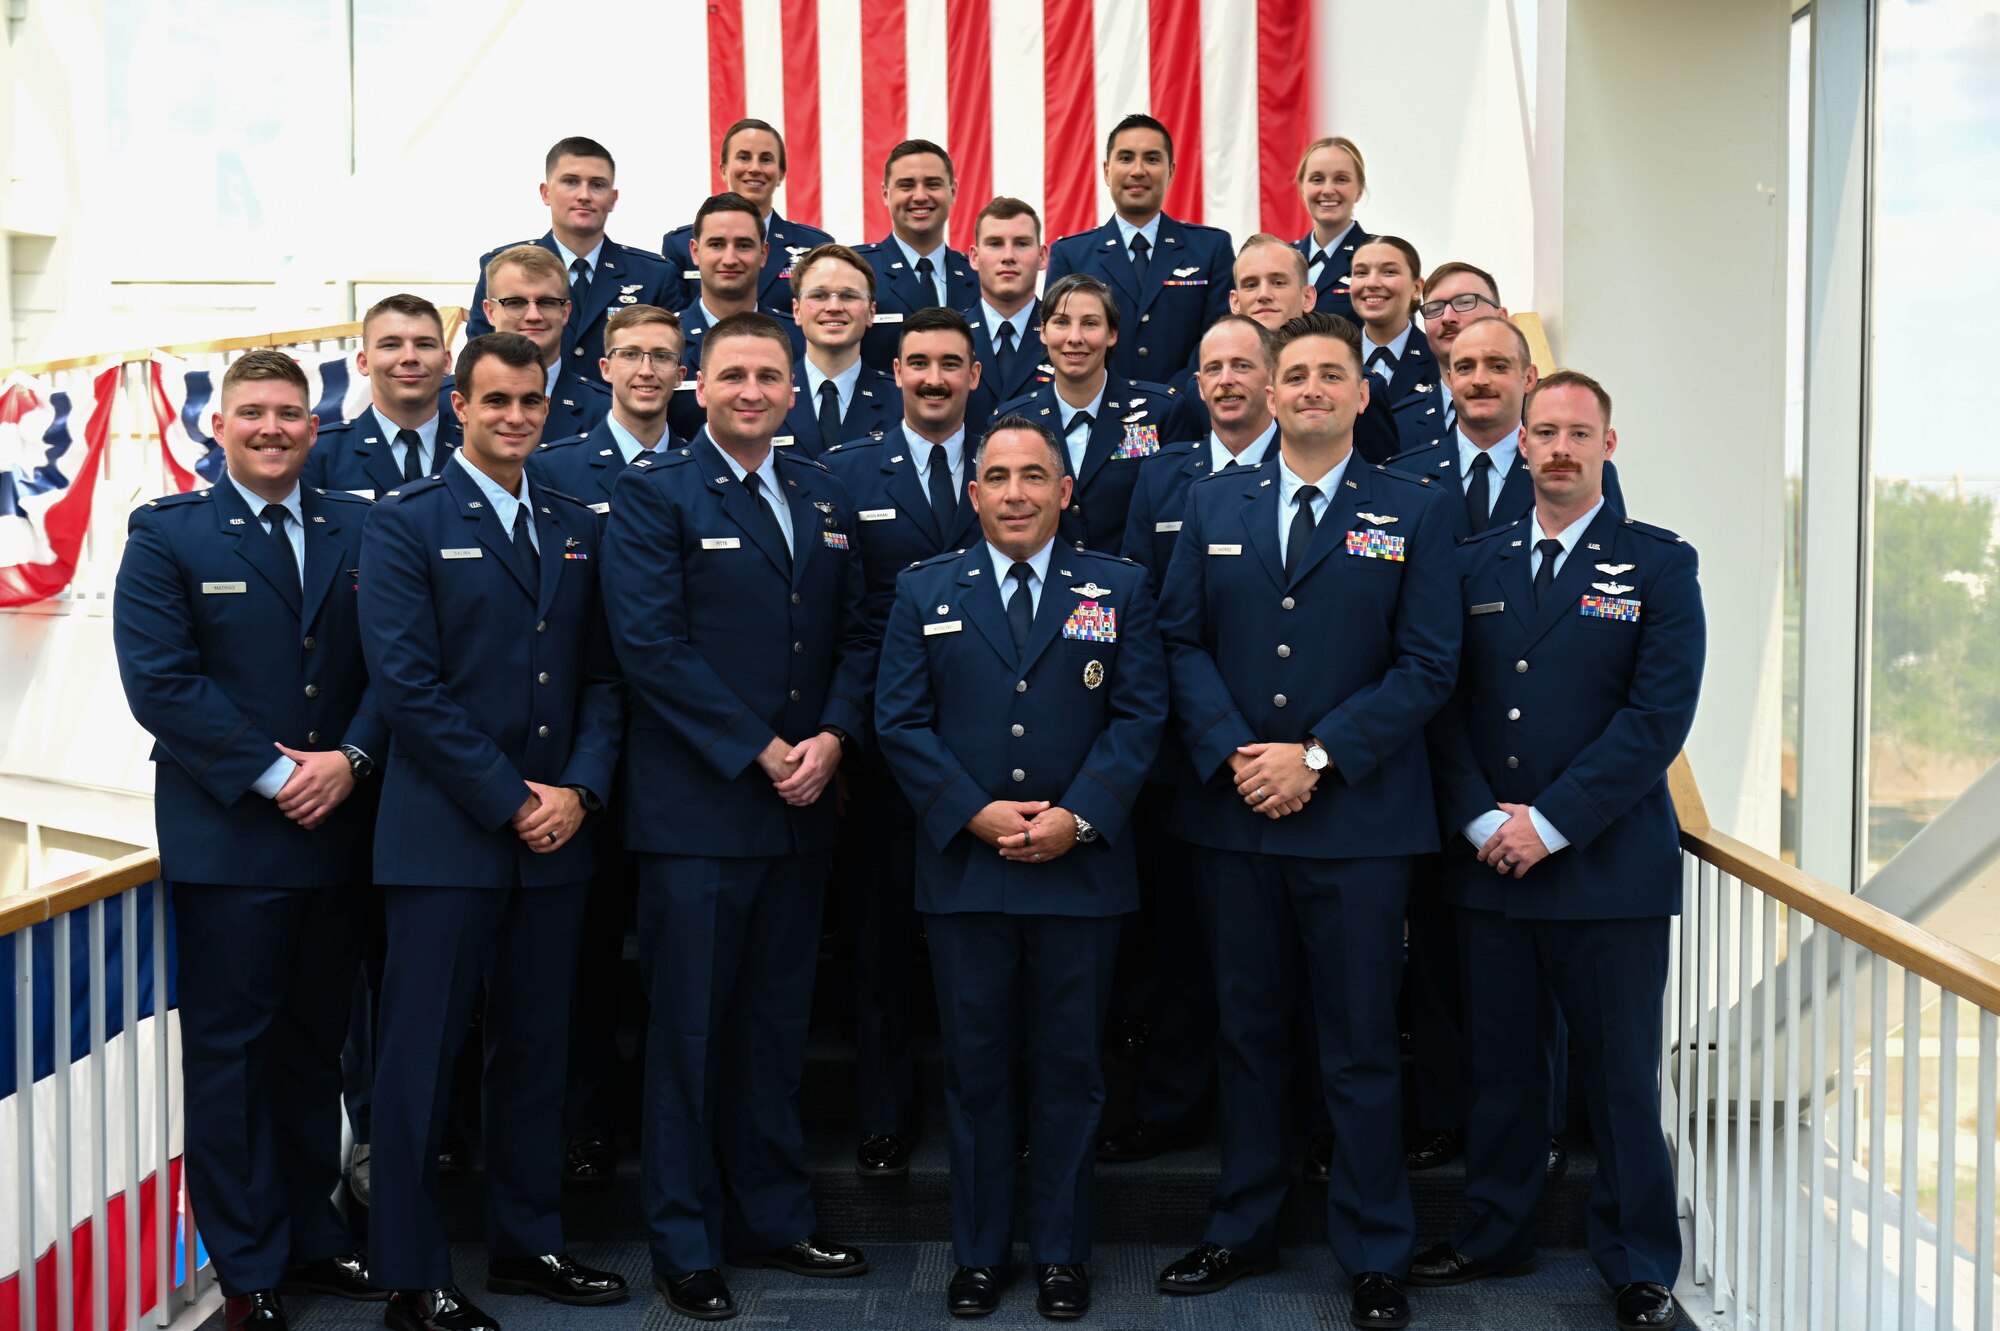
[1302,1133,1333,1185]
[487,1253,628,1305]
[384,1286,500,1331]
[564,1137,617,1183]
[1403,1128,1463,1171]
[857,1132,911,1176]
[1035,1264,1090,1320]
[1405,1242,1535,1287]
[281,1252,386,1301]
[946,1266,1005,1318]
[1547,1137,1569,1180]
[1157,1241,1277,1294]
[728,1234,869,1277]
[1349,1272,1409,1329]
[1613,1282,1680,1329]
[653,1270,735,1322]
[225,1290,286,1331]
[1097,1118,1201,1163]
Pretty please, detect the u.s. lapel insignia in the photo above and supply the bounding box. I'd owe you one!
[311,515,326,523]
[1083,660,1105,689]
[1585,542,1603,551]
[1593,581,1635,596]
[1596,562,1635,576]
[1356,512,1399,525]
[228,517,245,525]
[1070,582,1112,598]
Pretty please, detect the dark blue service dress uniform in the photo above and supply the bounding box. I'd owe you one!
[1293,222,1367,323]
[543,363,612,443]
[779,360,902,459]
[1045,214,1233,387]
[529,417,686,512]
[854,238,978,371]
[113,480,383,1296]
[875,543,1166,1266]
[993,377,1191,556]
[825,426,981,1141]
[599,432,875,1277]
[664,303,810,442]
[1157,456,1461,1276]
[963,307,1048,426]
[1360,326,1449,457]
[357,460,623,1289]
[302,403,463,498]
[1430,506,1703,1290]
[659,211,836,314]
[466,233,678,386]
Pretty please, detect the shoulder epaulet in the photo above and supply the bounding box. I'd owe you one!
[1371,463,1437,491]
[777,450,832,472]
[1146,437,1202,460]
[382,476,446,502]
[144,487,213,510]
[535,432,593,453]
[824,436,886,457]
[1122,378,1179,399]
[851,240,887,255]
[612,239,667,262]
[479,239,538,264]
[312,487,374,506]
[912,548,967,570]
[1179,220,1233,240]
[1193,458,1264,484]
[1384,441,1442,468]
[1621,517,1686,545]
[663,222,695,239]
[540,485,595,513]
[1080,546,1142,567]
[627,447,695,473]
[1462,518,1520,546]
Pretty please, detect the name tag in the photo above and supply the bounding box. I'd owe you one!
[1471,601,1505,616]
[682,268,700,279]
[441,548,482,560]
[772,435,794,448]
[347,488,374,500]
[701,537,742,550]
[1155,521,1182,533]
[859,508,897,522]
[200,581,247,594]
[589,502,610,514]
[923,620,964,636]
[875,312,904,324]
[1208,543,1242,556]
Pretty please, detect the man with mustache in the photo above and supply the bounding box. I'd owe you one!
[1412,371,1701,1331]
[659,119,835,315]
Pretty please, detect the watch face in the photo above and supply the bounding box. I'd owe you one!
[1305,745,1328,770]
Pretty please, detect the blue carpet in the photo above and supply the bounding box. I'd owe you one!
[204,1241,1656,1329]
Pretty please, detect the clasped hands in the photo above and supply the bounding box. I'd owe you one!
[969,801,1079,862]
[757,732,844,807]
[1228,742,1319,820]
[1476,802,1550,878]
[271,743,354,830]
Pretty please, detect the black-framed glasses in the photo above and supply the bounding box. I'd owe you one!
[492,296,570,314]
[606,348,681,368]
[1418,292,1499,320]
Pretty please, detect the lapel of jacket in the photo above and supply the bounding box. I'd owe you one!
[1139,214,1191,317]
[1493,447,1535,525]
[1315,217,1363,298]
[694,433,792,578]
[217,481,303,614]
[1288,459,1370,587]
[1019,551,1084,672]
[445,460,537,600]
[957,547,1014,664]
[1075,389,1124,490]
[1518,504,1623,649]
[877,238,931,311]
[780,456,827,592]
[1089,222,1141,309]
[761,216,803,304]
[879,427,933,532]
[576,241,624,332]
[298,489,345,628]
[349,410,404,494]
[1234,469,1287,590]
[533,492,571,619]
[946,252,977,310]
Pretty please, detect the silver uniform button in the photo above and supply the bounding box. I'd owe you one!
[538,671,551,684]
[304,684,318,698]
[790,689,801,701]
[1515,660,1529,673]
[791,593,802,605]
[793,641,804,653]
[1281,597,1296,610]
[1507,756,1520,769]
[1011,724,1025,737]
[1011,768,1026,782]
[1015,680,1028,693]
[537,620,547,632]
[1276,644,1291,658]
[302,636,315,650]
[1273,694,1287,707]
[538,725,550,738]
[1508,708,1521,721]
[307,731,320,744]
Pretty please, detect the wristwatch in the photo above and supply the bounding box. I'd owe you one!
[566,784,603,814]
[337,745,375,780]
[1302,740,1330,773]
[1073,814,1100,844]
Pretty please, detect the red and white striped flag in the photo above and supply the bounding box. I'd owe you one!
[703,0,1314,250]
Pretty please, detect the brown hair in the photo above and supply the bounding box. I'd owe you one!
[1200,313,1278,368]
[1235,233,1308,284]
[1271,311,1363,372]
[604,304,684,349]
[701,311,796,372]
[362,293,444,340]
[883,138,955,185]
[1423,260,1501,304]
[790,242,877,300]
[1040,273,1120,335]
[1526,369,1613,426]
[719,118,786,171]
[220,348,309,407]
[974,196,1042,240]
[1355,235,1424,317]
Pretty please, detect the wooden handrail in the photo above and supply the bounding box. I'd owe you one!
[0,849,160,938]
[1671,755,2000,1015]
[2,308,470,378]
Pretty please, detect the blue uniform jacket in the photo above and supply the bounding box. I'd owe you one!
[659,212,836,314]
[357,464,622,887]
[1045,215,1233,385]
[962,306,1047,426]
[114,483,385,888]
[1157,459,1461,857]
[599,432,876,857]
[780,359,902,458]
[823,425,983,634]
[664,303,809,442]
[1293,221,1367,322]
[875,545,1166,917]
[466,233,678,386]
[301,402,464,498]
[1388,441,1627,543]
[854,239,978,371]
[527,417,685,512]
[544,364,612,443]
[1429,508,1704,920]
[994,377,1191,555]
[1364,326,1449,457]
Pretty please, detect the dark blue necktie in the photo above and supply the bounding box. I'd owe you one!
[1006,562,1034,655]
[743,470,791,569]
[397,428,424,482]
[262,504,299,589]
[1285,485,1320,581]
[995,320,1019,391]
[817,381,843,453]
[1130,233,1151,289]
[512,505,538,579]
[927,444,955,530]
[1533,538,1564,606]
[568,257,592,330]
[1466,451,1493,534]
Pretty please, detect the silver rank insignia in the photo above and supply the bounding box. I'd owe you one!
[1070,582,1111,598]
[1596,562,1635,576]
[1083,660,1105,689]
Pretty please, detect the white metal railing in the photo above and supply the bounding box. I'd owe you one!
[3,852,201,1331]
[1666,763,2000,1330]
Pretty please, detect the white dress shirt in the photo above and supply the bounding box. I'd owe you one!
[1057,381,1108,475]
[717,445,794,555]
[987,536,1054,615]
[1208,421,1278,473]
[894,236,951,308]
[1276,450,1351,566]
[911,426,967,511]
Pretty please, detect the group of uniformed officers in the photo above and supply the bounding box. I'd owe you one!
[111,118,1703,1331]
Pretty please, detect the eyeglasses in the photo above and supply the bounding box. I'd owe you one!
[492,296,570,314]
[606,348,681,368]
[1418,292,1499,320]
[800,289,870,307]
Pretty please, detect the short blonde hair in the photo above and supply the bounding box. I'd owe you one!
[604,304,683,351]
[485,243,566,288]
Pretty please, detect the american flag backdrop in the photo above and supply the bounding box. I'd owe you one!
[701,0,1315,249]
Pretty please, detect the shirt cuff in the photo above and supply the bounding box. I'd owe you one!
[1527,807,1570,854]
[251,755,298,800]
[1462,809,1507,849]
